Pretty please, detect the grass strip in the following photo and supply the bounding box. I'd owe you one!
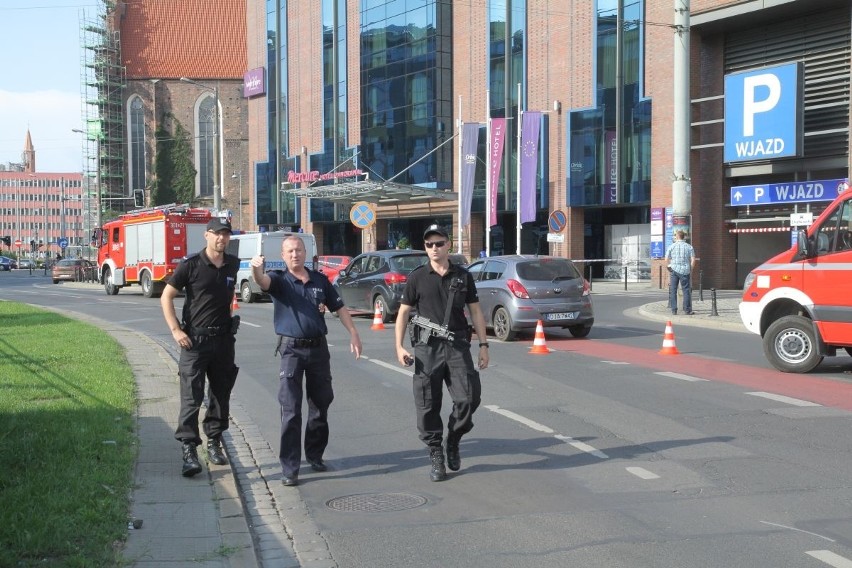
[0,302,135,567]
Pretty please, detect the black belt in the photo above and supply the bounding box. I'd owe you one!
[189,325,230,337]
[279,336,324,348]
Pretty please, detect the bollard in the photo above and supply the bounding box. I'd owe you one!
[710,288,719,317]
[658,265,664,289]
[587,263,593,292]
[623,266,628,291]
[698,269,704,302]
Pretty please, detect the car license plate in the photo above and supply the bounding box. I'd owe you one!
[545,312,575,321]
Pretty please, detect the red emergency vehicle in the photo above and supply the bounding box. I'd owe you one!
[740,180,852,372]
[95,204,213,298]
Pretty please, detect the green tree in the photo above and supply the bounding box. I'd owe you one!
[150,115,196,206]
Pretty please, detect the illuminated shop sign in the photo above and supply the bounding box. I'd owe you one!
[286,169,364,184]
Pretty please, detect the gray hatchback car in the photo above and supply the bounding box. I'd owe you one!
[466,255,594,341]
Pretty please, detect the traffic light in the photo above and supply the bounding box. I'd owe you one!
[1,236,10,247]
[134,189,145,208]
[30,240,36,253]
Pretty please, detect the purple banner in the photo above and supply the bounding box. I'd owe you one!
[489,118,506,227]
[460,122,480,226]
[243,68,266,98]
[519,112,541,223]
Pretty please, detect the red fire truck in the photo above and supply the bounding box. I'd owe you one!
[740,180,852,372]
[94,204,214,298]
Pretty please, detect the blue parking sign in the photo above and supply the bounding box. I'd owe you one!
[724,63,802,163]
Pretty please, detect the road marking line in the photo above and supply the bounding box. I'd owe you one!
[601,360,630,365]
[760,521,835,542]
[655,371,708,382]
[241,320,261,328]
[626,466,660,479]
[484,405,554,433]
[554,434,608,459]
[806,551,852,567]
[746,392,822,407]
[362,356,413,376]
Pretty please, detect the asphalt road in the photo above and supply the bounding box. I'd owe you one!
[3,272,851,568]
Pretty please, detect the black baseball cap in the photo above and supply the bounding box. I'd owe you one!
[423,224,449,240]
[206,218,232,233]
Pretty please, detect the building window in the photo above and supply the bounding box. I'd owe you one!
[195,94,218,198]
[128,96,146,197]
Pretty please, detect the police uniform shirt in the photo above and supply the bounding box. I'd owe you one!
[267,268,344,338]
[401,262,478,331]
[168,250,240,328]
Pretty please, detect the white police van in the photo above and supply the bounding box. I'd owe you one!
[228,231,318,303]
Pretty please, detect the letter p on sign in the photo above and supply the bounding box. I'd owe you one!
[742,74,781,136]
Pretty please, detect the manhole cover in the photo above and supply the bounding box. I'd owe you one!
[326,492,427,513]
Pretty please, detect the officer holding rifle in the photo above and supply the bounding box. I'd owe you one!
[395,224,489,482]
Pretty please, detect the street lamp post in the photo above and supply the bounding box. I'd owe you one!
[180,77,221,211]
[231,171,242,229]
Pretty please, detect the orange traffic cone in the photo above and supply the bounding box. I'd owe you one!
[370,303,385,331]
[529,320,550,354]
[658,320,680,355]
[231,293,240,311]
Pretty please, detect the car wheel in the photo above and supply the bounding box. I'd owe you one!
[568,325,592,338]
[763,315,823,373]
[103,267,119,296]
[492,307,516,342]
[374,294,393,323]
[53,279,59,284]
[240,281,257,304]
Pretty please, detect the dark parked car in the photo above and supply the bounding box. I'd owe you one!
[334,250,428,322]
[52,258,95,284]
[317,255,353,283]
[466,255,594,341]
[449,253,469,268]
[0,256,16,271]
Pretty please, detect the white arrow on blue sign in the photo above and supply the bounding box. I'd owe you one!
[59,237,69,249]
[730,178,849,207]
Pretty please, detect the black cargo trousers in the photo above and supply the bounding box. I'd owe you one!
[412,336,482,447]
[175,332,239,446]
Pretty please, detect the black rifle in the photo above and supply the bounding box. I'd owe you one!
[409,315,468,345]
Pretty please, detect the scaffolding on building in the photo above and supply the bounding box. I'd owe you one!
[80,0,127,226]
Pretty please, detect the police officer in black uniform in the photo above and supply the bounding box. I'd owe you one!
[395,225,489,481]
[161,217,240,477]
[250,235,362,487]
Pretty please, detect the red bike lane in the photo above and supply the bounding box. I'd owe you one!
[546,337,852,411]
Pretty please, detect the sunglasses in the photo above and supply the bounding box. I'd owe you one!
[424,240,447,249]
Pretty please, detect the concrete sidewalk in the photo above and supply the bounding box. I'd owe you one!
[59,279,747,567]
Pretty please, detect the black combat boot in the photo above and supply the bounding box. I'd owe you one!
[181,442,202,477]
[429,446,447,482]
[206,436,227,466]
[445,434,461,472]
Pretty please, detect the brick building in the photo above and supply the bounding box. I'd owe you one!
[0,131,85,259]
[98,1,849,286]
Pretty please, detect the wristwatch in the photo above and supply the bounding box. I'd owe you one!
[479,343,489,348]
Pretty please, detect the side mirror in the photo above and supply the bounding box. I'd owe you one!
[796,229,812,258]
[338,269,347,278]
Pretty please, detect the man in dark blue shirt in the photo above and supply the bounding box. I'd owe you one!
[250,236,362,486]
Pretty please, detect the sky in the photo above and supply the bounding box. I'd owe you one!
[0,2,100,173]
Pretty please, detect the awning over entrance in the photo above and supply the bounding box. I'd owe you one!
[281,178,458,206]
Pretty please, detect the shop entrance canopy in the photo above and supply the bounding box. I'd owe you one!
[281,176,458,206]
